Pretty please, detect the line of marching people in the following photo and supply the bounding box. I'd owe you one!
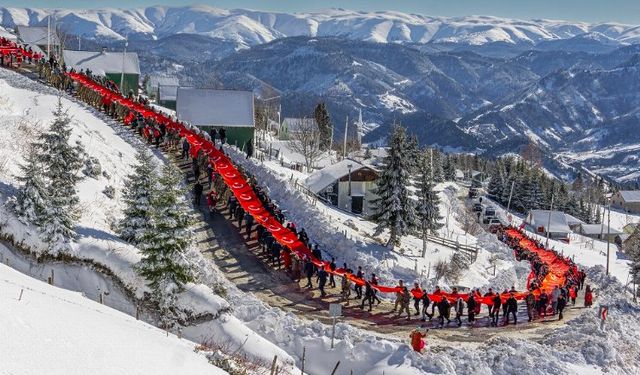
[37,67,596,333]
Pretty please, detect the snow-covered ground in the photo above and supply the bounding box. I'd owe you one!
[0,262,225,375]
[0,68,293,370]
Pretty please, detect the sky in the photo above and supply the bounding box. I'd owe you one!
[2,0,640,24]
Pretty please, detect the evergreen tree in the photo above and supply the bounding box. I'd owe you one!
[314,102,332,151]
[371,124,416,248]
[38,99,85,254]
[118,149,158,244]
[137,163,194,296]
[13,148,49,225]
[432,151,445,183]
[416,151,444,236]
[443,155,456,181]
[625,227,640,287]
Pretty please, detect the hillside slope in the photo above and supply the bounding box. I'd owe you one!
[0,263,224,375]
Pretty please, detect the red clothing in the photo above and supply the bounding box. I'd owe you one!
[410,330,426,352]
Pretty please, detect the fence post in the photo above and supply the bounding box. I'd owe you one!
[330,361,341,375]
[301,347,305,375]
[51,269,55,285]
[136,305,140,320]
[18,288,24,301]
[270,355,278,375]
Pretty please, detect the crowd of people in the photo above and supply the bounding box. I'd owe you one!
[0,37,43,68]
[3,53,597,345]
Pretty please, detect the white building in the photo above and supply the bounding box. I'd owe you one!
[145,75,179,97]
[16,25,60,56]
[176,87,255,146]
[62,49,141,94]
[524,209,583,240]
[304,159,380,216]
[611,190,640,214]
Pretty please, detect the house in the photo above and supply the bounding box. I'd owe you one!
[62,49,141,95]
[304,159,380,216]
[16,25,60,56]
[145,75,179,98]
[279,117,318,140]
[611,190,640,213]
[576,223,622,243]
[157,85,178,110]
[176,88,255,147]
[524,210,582,240]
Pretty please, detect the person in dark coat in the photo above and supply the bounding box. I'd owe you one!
[557,294,567,320]
[219,127,227,144]
[505,293,518,325]
[420,292,431,322]
[209,127,217,142]
[193,181,203,206]
[467,294,477,324]
[181,138,190,159]
[354,266,363,299]
[360,281,374,311]
[245,138,254,159]
[491,294,502,327]
[437,297,451,327]
[328,258,336,288]
[525,291,536,322]
[304,258,315,288]
[244,212,254,238]
[317,267,328,297]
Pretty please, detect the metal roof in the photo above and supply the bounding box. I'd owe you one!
[16,26,60,46]
[148,75,179,90]
[579,223,622,235]
[525,210,576,234]
[158,85,178,101]
[176,88,254,128]
[619,190,640,203]
[304,159,371,194]
[62,50,141,75]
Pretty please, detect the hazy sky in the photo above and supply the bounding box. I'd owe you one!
[3,0,640,24]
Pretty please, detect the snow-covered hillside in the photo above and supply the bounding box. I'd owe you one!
[0,262,224,375]
[1,6,639,47]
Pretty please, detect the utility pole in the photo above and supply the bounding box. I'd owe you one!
[342,115,348,159]
[47,16,51,58]
[545,193,554,248]
[120,35,128,94]
[506,180,515,224]
[78,35,81,51]
[606,201,611,275]
[429,148,433,179]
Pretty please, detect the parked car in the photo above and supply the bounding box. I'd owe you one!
[468,188,479,198]
[483,215,496,224]
[484,206,496,217]
[472,203,483,212]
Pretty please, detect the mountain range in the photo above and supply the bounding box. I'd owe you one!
[2,6,640,183]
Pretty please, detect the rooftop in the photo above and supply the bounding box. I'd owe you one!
[62,50,141,75]
[176,88,254,128]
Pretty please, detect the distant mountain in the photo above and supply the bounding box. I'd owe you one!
[2,5,639,48]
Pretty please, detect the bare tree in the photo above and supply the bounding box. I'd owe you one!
[288,117,323,172]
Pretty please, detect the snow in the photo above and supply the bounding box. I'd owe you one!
[0,263,225,375]
[0,68,294,370]
[4,6,638,47]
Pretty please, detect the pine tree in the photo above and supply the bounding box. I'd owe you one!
[13,148,49,225]
[443,155,456,181]
[416,151,444,236]
[38,99,85,254]
[371,124,416,248]
[118,149,158,244]
[432,151,445,183]
[314,102,332,151]
[625,227,640,287]
[137,163,194,297]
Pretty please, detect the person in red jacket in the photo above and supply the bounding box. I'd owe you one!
[410,328,427,353]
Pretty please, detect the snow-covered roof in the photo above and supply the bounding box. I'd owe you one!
[579,223,622,235]
[148,75,179,90]
[305,159,367,194]
[176,88,254,128]
[619,190,640,203]
[158,85,178,101]
[525,209,575,234]
[16,26,60,46]
[282,117,318,133]
[62,50,141,75]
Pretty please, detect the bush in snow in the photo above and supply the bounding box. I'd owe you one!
[83,156,102,178]
[117,150,157,244]
[102,185,115,199]
[12,147,49,225]
[137,163,194,314]
[433,259,450,280]
[448,251,472,283]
